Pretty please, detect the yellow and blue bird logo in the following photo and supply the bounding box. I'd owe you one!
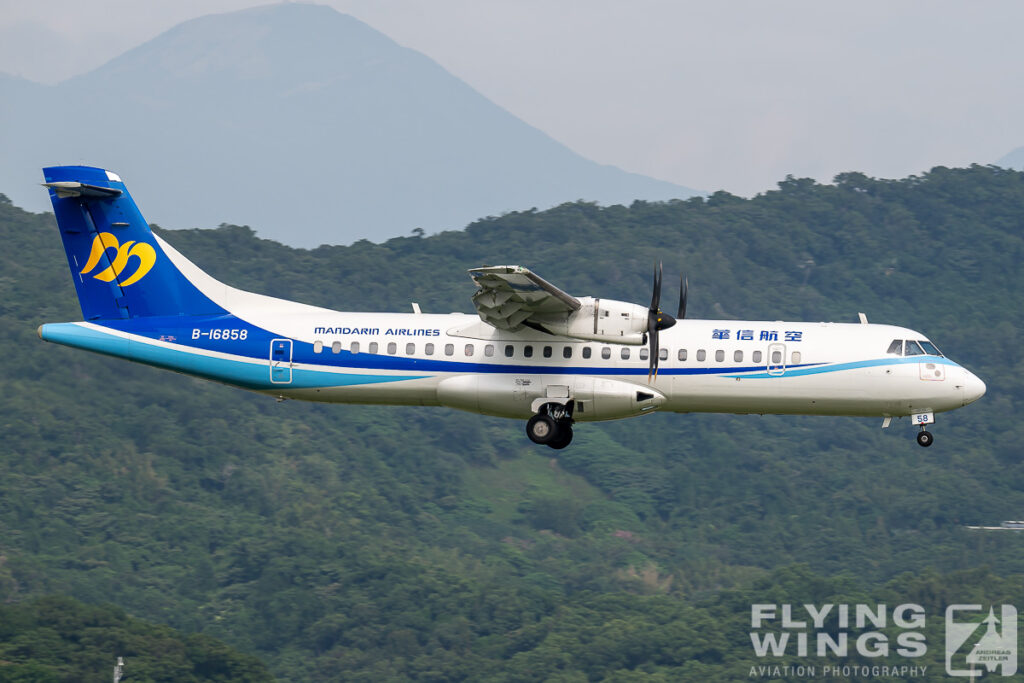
[80,232,156,286]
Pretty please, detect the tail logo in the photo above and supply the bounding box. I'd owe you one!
[80,232,156,287]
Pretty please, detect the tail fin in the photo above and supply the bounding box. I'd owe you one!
[43,166,225,320]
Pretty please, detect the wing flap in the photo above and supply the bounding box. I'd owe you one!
[469,265,581,331]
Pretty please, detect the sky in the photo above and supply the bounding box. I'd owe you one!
[2,0,1022,196]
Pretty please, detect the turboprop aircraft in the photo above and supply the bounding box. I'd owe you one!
[38,166,986,449]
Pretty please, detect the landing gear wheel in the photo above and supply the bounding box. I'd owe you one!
[547,423,574,450]
[527,414,558,445]
[916,430,934,448]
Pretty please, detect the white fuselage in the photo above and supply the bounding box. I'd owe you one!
[241,309,982,422]
[41,234,986,427]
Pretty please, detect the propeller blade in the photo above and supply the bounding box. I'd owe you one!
[678,275,688,319]
[650,262,662,311]
[647,325,659,382]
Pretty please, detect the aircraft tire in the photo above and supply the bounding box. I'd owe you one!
[916,430,934,447]
[547,424,573,450]
[527,414,558,445]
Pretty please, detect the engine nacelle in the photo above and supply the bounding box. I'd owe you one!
[570,376,665,421]
[540,296,648,345]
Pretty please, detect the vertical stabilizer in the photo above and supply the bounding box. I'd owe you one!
[43,166,226,320]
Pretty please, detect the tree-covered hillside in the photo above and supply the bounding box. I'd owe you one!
[0,596,272,682]
[1,165,1022,680]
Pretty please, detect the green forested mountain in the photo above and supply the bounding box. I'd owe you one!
[1,165,1023,680]
[0,596,272,682]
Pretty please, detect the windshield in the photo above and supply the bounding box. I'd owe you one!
[918,340,943,356]
[904,340,925,356]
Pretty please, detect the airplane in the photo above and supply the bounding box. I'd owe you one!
[38,166,986,450]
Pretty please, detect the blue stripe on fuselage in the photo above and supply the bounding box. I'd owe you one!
[40,323,422,390]
[43,318,963,389]
[723,355,959,379]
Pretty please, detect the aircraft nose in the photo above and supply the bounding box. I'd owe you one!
[961,369,986,406]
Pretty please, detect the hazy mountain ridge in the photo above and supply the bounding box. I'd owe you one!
[998,146,1024,170]
[0,3,696,247]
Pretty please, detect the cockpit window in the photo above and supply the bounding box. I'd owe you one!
[904,340,925,356]
[886,339,903,355]
[919,340,942,356]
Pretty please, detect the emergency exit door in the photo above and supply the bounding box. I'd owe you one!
[767,343,786,376]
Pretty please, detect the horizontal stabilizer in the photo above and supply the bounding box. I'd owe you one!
[42,181,123,199]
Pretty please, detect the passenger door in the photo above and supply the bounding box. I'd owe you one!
[270,338,293,384]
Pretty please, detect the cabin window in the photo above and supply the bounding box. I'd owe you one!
[445,343,455,356]
[582,347,592,359]
[919,340,942,356]
[313,341,323,354]
[543,346,552,358]
[734,350,743,362]
[484,344,494,357]
[771,350,782,364]
[621,348,631,360]
[886,339,903,355]
[351,341,360,354]
[465,344,474,356]
[715,350,725,362]
[563,346,572,359]
[660,348,668,361]
[640,348,649,360]
[678,349,687,361]
[505,345,514,358]
[332,341,342,354]
[387,342,397,355]
[904,340,925,356]
[753,350,762,363]
[406,343,415,355]
[792,351,801,364]
[524,345,534,358]
[425,343,434,355]
[696,349,706,361]
[601,347,611,360]
[369,342,379,354]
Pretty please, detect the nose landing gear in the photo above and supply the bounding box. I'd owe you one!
[911,412,935,447]
[526,402,574,449]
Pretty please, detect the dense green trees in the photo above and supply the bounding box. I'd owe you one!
[0,596,272,682]
[0,165,1022,679]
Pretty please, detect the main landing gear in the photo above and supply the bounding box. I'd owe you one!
[526,403,574,450]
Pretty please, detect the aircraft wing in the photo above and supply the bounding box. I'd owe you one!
[468,265,581,331]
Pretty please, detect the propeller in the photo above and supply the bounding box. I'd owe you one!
[647,262,677,381]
